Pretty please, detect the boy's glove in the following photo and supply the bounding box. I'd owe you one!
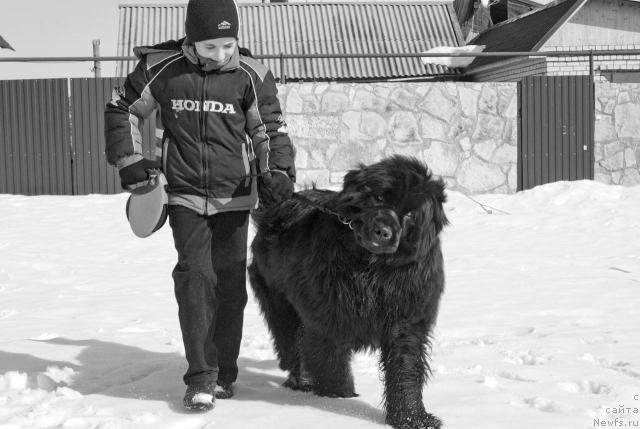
[259,170,294,207]
[119,158,162,189]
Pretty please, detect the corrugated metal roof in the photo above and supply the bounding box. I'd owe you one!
[466,0,586,71]
[116,2,463,80]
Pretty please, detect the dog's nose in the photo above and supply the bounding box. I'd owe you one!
[374,223,393,242]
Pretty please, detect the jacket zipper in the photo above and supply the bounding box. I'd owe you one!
[201,72,208,215]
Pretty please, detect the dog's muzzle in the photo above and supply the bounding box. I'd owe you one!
[353,208,402,254]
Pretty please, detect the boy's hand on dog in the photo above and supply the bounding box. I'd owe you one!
[260,170,294,205]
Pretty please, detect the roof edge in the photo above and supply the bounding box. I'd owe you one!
[118,1,455,8]
[532,0,589,50]
[464,56,544,74]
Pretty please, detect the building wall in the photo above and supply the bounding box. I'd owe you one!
[594,83,640,185]
[543,45,640,81]
[544,0,640,47]
[277,82,518,194]
[541,0,640,81]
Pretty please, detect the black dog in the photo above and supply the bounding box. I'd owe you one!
[249,155,448,429]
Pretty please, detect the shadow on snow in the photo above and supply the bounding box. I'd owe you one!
[0,337,384,423]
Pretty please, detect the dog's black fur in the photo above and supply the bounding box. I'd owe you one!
[249,155,448,429]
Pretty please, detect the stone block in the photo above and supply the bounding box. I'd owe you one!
[321,92,350,114]
[598,150,624,171]
[314,84,330,95]
[472,114,505,141]
[418,85,458,122]
[419,113,448,141]
[611,170,623,184]
[478,85,499,114]
[373,85,391,99]
[287,114,341,140]
[444,82,458,98]
[603,98,616,115]
[459,137,472,154]
[458,86,479,118]
[423,141,463,177]
[296,147,309,169]
[299,84,314,96]
[302,98,322,115]
[622,168,640,185]
[309,148,328,169]
[507,166,517,192]
[329,139,381,171]
[389,87,421,110]
[473,140,496,162]
[388,112,420,144]
[448,115,474,140]
[414,84,430,97]
[361,111,388,139]
[618,91,631,104]
[352,90,388,113]
[502,93,518,118]
[594,171,612,185]
[594,114,617,142]
[286,89,304,114]
[457,157,506,193]
[604,142,623,159]
[625,148,637,167]
[492,143,517,164]
[614,103,640,138]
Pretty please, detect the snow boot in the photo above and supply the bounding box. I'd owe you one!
[214,381,234,399]
[183,383,216,411]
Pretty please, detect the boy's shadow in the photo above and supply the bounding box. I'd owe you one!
[0,338,384,423]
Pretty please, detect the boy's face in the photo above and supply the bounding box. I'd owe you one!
[194,37,237,64]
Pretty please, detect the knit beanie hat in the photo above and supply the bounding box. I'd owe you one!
[185,0,239,42]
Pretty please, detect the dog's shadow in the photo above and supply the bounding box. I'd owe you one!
[0,337,384,423]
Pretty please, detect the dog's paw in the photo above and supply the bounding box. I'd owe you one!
[282,373,314,391]
[388,411,442,429]
[313,382,358,399]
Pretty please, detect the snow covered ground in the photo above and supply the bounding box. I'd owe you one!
[1,180,639,429]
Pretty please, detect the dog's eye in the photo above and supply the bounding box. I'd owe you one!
[375,195,384,202]
[404,212,414,220]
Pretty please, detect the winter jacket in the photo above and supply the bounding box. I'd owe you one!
[105,39,295,215]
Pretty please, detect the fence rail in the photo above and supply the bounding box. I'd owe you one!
[2,50,639,82]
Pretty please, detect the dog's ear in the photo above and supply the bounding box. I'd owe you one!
[342,164,368,189]
[426,178,449,233]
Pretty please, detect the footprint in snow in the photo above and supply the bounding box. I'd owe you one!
[503,350,549,365]
[498,371,536,383]
[581,354,640,379]
[509,396,562,413]
[557,380,612,395]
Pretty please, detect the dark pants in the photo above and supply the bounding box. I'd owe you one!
[168,205,249,386]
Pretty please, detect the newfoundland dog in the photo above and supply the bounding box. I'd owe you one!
[249,155,447,429]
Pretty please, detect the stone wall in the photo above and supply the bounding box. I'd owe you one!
[594,83,640,185]
[277,82,518,194]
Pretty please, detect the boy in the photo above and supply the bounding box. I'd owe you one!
[104,0,295,411]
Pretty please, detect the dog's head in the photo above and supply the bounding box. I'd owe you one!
[336,155,448,263]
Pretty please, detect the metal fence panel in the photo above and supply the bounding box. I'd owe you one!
[518,76,594,191]
[70,78,156,195]
[0,79,72,195]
